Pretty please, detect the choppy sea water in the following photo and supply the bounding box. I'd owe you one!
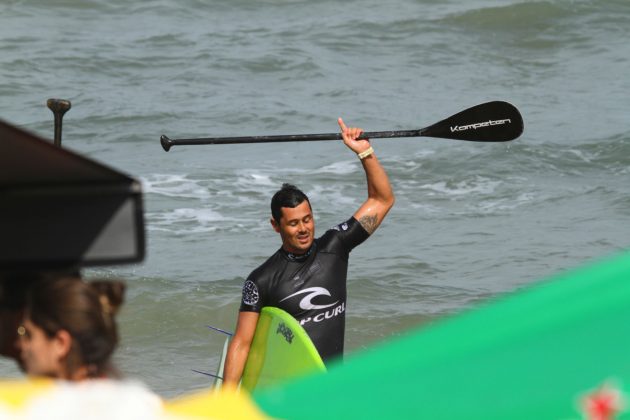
[1,0,629,397]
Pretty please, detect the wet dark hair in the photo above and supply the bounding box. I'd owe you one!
[25,276,126,379]
[271,183,311,224]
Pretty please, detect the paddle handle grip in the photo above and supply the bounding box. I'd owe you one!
[47,98,71,147]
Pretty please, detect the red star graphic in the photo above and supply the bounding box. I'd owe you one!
[581,383,625,420]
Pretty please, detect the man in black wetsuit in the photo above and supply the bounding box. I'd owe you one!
[223,118,395,386]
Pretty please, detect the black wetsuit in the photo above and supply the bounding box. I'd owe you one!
[239,217,369,363]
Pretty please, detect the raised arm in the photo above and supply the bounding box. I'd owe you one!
[338,118,395,234]
[222,311,259,387]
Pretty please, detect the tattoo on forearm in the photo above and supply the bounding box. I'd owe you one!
[358,214,378,234]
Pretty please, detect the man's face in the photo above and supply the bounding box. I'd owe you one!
[272,200,315,254]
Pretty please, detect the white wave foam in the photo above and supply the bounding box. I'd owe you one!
[420,177,502,196]
[396,150,436,164]
[311,160,357,175]
[237,160,358,178]
[308,184,357,207]
[235,171,275,187]
[141,174,209,199]
[474,192,535,213]
[566,149,593,163]
[408,203,443,214]
[150,207,227,225]
[147,207,268,235]
[148,208,228,234]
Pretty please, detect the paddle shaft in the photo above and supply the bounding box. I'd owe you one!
[162,129,422,150]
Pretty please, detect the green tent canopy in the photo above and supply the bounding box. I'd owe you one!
[254,251,630,419]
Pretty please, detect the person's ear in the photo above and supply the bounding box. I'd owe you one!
[270,217,280,233]
[53,329,73,360]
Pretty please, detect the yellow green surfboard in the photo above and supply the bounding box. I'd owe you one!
[241,307,326,392]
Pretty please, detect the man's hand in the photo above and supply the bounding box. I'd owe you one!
[338,118,371,155]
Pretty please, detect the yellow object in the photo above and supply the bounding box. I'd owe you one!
[165,386,271,419]
[0,379,54,408]
[0,379,270,419]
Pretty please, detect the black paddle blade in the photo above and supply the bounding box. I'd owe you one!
[421,101,523,142]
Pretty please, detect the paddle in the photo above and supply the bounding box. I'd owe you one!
[192,369,222,380]
[160,101,523,152]
[207,325,233,336]
[47,98,71,147]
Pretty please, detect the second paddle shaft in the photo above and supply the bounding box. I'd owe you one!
[47,98,71,147]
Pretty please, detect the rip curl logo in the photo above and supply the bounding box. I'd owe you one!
[276,322,294,344]
[300,302,346,326]
[279,287,338,310]
[242,280,259,306]
[331,222,349,232]
[450,118,511,132]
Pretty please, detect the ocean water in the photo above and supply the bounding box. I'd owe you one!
[1,0,629,397]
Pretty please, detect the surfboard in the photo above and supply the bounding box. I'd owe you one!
[241,306,326,392]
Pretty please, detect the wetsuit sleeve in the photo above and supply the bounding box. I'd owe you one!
[239,277,263,313]
[330,217,370,251]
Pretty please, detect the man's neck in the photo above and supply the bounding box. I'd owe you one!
[282,244,314,262]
